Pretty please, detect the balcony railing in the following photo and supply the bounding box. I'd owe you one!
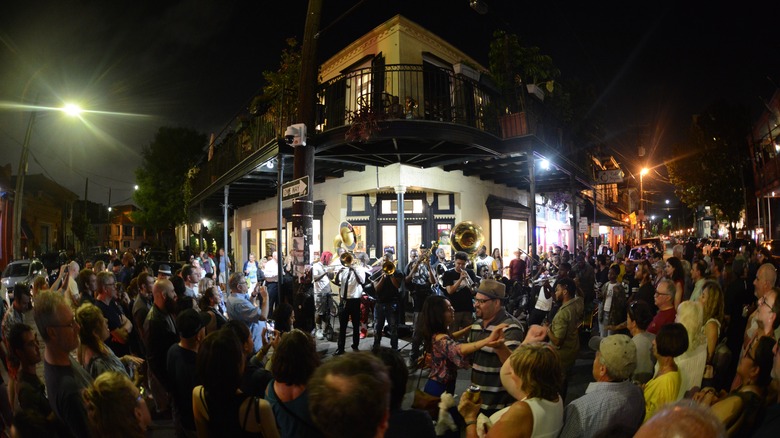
[319,64,502,135]
[192,64,565,197]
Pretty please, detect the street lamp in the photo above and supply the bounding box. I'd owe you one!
[639,167,648,239]
[12,102,85,260]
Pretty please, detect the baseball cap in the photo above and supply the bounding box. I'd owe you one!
[476,279,506,300]
[176,309,211,339]
[588,334,637,381]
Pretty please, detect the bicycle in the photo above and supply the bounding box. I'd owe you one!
[318,292,339,342]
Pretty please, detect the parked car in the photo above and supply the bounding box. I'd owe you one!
[1,259,46,292]
[639,237,664,253]
[628,243,657,261]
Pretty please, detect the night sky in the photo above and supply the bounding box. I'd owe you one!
[1,0,777,207]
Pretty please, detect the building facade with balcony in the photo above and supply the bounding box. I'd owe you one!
[188,15,594,270]
[749,88,780,241]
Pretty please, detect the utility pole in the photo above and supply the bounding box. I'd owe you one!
[12,110,37,261]
[291,0,322,283]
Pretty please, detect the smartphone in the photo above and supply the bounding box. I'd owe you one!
[265,319,275,342]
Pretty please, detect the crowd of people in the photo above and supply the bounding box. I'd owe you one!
[0,239,777,438]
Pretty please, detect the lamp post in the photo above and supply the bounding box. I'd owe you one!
[639,167,648,239]
[12,103,83,260]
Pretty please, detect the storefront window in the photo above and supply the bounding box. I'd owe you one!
[491,219,528,260]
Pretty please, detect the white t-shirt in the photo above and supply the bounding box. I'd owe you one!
[603,282,615,312]
[312,262,330,294]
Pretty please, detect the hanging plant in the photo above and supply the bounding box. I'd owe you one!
[345,107,386,142]
[547,192,570,212]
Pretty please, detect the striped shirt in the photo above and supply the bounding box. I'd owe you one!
[468,309,525,412]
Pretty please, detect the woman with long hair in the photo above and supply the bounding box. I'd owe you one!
[82,371,151,438]
[419,295,505,396]
[664,257,685,309]
[492,248,504,278]
[674,300,708,399]
[699,280,726,387]
[458,343,564,438]
[193,329,279,438]
[75,303,144,379]
[265,329,322,438]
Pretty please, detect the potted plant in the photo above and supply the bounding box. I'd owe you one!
[488,30,560,138]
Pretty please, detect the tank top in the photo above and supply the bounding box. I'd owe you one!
[199,388,263,438]
[525,397,563,438]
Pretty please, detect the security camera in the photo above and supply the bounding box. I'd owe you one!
[284,123,307,147]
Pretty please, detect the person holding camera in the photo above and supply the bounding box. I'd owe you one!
[226,272,270,355]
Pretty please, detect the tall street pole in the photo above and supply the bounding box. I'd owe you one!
[292,0,322,282]
[12,110,38,260]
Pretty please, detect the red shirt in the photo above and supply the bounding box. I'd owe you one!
[508,258,527,282]
[647,307,676,335]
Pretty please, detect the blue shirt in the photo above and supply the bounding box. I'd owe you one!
[559,380,645,438]
[226,292,266,353]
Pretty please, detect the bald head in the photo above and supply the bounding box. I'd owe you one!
[68,261,80,276]
[756,264,778,297]
[636,401,725,438]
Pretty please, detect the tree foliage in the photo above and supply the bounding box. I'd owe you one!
[133,127,207,233]
[71,215,97,248]
[666,101,750,236]
[250,38,301,124]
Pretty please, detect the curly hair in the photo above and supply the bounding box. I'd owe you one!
[509,343,562,402]
[82,371,145,438]
[420,295,451,353]
[676,301,703,351]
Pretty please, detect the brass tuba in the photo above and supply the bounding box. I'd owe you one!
[338,221,357,266]
[451,221,484,257]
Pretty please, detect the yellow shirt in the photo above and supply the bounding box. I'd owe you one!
[643,370,681,423]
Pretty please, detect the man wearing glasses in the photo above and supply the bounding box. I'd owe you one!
[647,279,677,335]
[34,290,92,438]
[468,279,525,415]
[94,271,134,358]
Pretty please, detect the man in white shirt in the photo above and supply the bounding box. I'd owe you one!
[333,255,366,355]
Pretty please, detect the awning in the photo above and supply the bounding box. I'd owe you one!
[485,195,531,221]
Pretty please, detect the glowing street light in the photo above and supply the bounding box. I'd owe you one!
[134,184,139,191]
[12,101,90,259]
[62,103,83,117]
[639,167,649,238]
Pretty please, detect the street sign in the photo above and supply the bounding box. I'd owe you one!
[597,169,625,184]
[282,176,309,201]
[578,218,588,233]
[591,223,600,235]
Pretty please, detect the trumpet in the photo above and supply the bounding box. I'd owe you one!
[381,258,396,275]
